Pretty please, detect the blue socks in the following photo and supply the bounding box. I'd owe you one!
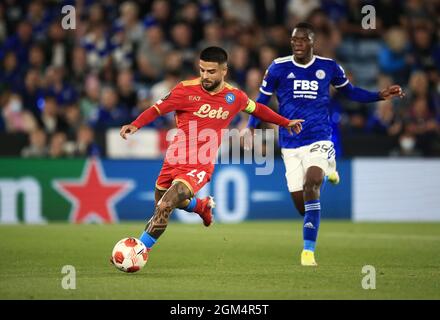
[303,200,321,252]
[183,197,197,212]
[140,198,197,250]
[139,231,157,249]
[321,175,328,192]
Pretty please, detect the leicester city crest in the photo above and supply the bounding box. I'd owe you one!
[316,69,326,79]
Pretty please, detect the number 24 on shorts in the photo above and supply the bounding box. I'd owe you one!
[186,169,207,184]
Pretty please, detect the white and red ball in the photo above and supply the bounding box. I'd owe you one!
[111,237,148,273]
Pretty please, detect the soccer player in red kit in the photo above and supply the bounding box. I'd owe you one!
[119,47,304,252]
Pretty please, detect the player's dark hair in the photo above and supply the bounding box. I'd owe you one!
[200,46,228,64]
[294,22,315,35]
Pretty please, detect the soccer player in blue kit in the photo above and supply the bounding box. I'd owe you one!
[246,23,405,266]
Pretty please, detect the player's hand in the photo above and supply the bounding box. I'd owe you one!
[380,85,405,100]
[241,127,255,151]
[120,124,138,140]
[285,119,304,135]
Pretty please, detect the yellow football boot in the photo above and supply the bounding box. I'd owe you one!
[301,250,318,266]
[327,171,340,185]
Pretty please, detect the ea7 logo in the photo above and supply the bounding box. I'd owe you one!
[189,96,201,101]
[293,80,318,91]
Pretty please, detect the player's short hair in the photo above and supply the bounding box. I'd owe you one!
[293,22,315,36]
[200,47,228,64]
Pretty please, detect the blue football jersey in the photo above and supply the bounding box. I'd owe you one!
[260,55,349,148]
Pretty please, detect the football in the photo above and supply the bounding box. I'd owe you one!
[111,237,149,273]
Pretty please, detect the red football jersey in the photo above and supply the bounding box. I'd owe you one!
[151,78,256,171]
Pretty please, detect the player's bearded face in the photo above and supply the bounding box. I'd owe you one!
[200,60,227,92]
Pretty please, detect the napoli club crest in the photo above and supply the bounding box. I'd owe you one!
[316,69,326,79]
[225,93,235,104]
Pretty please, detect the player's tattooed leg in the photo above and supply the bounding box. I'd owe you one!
[178,198,191,209]
[155,187,191,209]
[154,188,166,205]
[146,182,192,239]
[290,191,305,216]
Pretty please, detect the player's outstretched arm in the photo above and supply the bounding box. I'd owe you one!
[337,83,404,103]
[379,85,405,100]
[120,106,160,140]
[120,124,139,140]
[247,101,304,135]
[120,83,183,140]
[285,119,304,135]
[247,91,272,130]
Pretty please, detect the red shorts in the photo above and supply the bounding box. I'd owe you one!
[155,162,213,196]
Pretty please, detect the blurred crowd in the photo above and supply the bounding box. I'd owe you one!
[0,0,440,158]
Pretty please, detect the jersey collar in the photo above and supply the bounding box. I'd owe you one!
[291,55,316,68]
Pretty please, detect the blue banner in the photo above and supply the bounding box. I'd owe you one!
[103,159,351,222]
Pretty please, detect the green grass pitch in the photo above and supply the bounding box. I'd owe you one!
[0,221,439,299]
